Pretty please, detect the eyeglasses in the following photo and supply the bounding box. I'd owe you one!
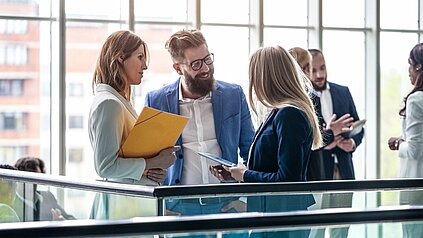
[182,53,214,71]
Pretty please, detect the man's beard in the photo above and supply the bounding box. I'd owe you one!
[312,78,328,91]
[184,68,215,96]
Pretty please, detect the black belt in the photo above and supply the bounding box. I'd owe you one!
[179,197,237,205]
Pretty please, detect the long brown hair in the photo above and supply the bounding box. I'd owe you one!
[92,30,149,100]
[248,46,322,149]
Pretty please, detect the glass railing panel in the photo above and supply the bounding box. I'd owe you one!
[89,191,157,220]
[0,175,158,223]
[1,206,423,238]
[162,187,423,219]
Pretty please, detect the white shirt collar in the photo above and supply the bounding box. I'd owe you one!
[95,84,138,118]
[315,82,330,97]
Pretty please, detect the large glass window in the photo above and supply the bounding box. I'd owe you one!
[0,79,23,96]
[264,0,308,26]
[0,0,421,192]
[135,0,189,23]
[323,31,366,179]
[323,0,365,28]
[0,7,48,169]
[380,32,417,179]
[201,0,249,25]
[201,26,250,90]
[380,0,418,30]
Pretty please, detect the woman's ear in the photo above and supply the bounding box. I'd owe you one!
[416,64,422,71]
[117,55,124,64]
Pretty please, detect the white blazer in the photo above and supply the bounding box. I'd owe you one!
[398,91,423,178]
[89,84,156,185]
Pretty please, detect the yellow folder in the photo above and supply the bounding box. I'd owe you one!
[119,107,189,158]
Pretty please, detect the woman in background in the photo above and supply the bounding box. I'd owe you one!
[388,42,423,238]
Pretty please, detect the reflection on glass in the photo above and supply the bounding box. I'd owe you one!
[323,0,365,28]
[380,0,418,30]
[264,0,308,26]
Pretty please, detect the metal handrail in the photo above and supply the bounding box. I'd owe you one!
[0,205,422,237]
[0,168,155,197]
[2,168,423,199]
[152,178,423,198]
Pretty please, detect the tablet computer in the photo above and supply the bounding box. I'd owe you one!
[197,152,236,167]
[340,119,366,138]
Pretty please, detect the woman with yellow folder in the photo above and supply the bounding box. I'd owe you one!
[88,30,179,219]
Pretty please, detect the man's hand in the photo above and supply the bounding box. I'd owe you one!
[337,138,356,152]
[326,114,353,136]
[221,200,246,213]
[324,135,344,150]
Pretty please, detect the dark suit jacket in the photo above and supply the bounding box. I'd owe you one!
[145,79,255,185]
[310,82,364,180]
[245,107,315,213]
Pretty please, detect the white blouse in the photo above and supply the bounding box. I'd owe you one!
[89,84,156,185]
[398,91,423,178]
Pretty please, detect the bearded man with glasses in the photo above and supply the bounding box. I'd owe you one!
[146,29,254,228]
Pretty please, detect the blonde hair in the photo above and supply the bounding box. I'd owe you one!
[248,46,322,149]
[165,29,207,62]
[92,30,149,101]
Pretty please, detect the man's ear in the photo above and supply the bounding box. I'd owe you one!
[173,63,183,75]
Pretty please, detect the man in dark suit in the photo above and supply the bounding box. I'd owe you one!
[309,49,364,238]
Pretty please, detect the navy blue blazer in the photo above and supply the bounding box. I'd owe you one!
[245,107,315,212]
[313,82,364,180]
[145,79,255,185]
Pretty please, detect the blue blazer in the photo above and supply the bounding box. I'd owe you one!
[145,79,255,185]
[245,107,315,212]
[314,82,364,180]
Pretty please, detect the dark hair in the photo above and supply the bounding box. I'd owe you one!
[0,164,18,191]
[399,43,423,117]
[308,48,323,57]
[0,164,17,170]
[14,156,46,173]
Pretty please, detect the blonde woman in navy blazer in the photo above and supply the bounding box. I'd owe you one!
[211,46,322,238]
